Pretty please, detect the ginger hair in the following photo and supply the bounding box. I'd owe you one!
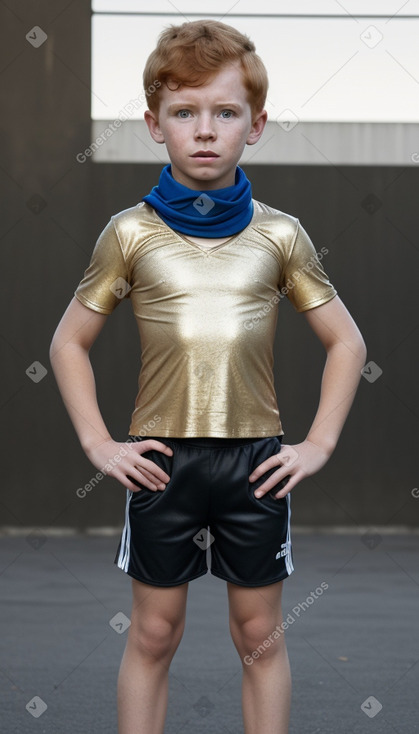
[143,19,268,120]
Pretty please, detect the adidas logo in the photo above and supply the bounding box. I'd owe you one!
[276,543,288,560]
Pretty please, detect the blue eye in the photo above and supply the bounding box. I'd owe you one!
[220,110,234,119]
[176,109,190,118]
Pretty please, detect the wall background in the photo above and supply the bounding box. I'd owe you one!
[1,0,418,531]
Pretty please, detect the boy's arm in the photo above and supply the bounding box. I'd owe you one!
[49,297,172,492]
[249,295,367,497]
[50,297,112,452]
[303,294,367,453]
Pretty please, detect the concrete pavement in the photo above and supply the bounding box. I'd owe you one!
[1,531,418,733]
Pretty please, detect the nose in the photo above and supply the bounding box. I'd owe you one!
[194,113,216,141]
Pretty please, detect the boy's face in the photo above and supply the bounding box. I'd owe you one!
[144,63,267,190]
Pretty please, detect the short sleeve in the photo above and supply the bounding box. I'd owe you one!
[74,218,131,314]
[279,220,337,312]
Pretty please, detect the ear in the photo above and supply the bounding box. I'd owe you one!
[144,109,165,144]
[246,109,268,146]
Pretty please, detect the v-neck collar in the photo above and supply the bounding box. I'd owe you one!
[173,230,239,253]
[148,202,256,254]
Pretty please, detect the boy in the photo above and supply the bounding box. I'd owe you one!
[50,19,366,734]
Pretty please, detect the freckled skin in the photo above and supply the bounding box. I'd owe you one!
[144,63,267,191]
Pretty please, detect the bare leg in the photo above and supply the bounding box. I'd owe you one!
[117,578,189,734]
[228,580,291,734]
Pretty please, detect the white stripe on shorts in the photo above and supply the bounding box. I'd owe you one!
[117,489,132,572]
[285,492,294,575]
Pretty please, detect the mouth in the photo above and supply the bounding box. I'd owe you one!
[190,150,219,159]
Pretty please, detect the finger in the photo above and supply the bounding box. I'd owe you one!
[121,465,164,491]
[253,467,293,496]
[134,439,173,456]
[109,468,150,492]
[130,454,171,484]
[248,454,282,481]
[270,473,302,498]
[125,477,159,493]
[127,476,162,492]
[249,444,300,483]
[123,477,149,493]
[131,466,161,485]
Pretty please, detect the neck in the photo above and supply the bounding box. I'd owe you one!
[142,164,254,237]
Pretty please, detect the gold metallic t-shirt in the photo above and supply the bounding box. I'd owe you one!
[74,200,337,437]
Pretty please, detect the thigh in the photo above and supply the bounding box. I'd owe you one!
[130,577,189,630]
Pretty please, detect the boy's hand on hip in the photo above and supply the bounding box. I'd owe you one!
[248,440,331,498]
[85,438,173,492]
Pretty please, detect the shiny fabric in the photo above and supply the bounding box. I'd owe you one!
[114,434,294,587]
[74,199,337,437]
[142,163,254,236]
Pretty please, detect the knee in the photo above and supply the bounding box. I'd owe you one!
[129,615,184,661]
[231,616,283,661]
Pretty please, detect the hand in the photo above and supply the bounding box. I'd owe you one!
[248,439,332,498]
[85,438,173,492]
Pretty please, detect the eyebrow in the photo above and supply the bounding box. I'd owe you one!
[166,102,243,112]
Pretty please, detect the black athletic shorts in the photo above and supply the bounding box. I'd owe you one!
[114,435,294,588]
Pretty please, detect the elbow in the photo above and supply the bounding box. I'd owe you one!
[49,344,63,372]
[328,332,367,367]
[359,336,368,364]
[349,334,368,371]
[49,325,65,363]
[353,330,367,364]
[49,333,58,363]
[49,331,69,364]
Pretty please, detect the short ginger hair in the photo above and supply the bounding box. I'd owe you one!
[143,19,268,120]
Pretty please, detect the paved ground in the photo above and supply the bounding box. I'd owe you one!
[1,531,418,734]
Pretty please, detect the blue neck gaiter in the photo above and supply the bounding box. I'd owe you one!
[142,164,253,237]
